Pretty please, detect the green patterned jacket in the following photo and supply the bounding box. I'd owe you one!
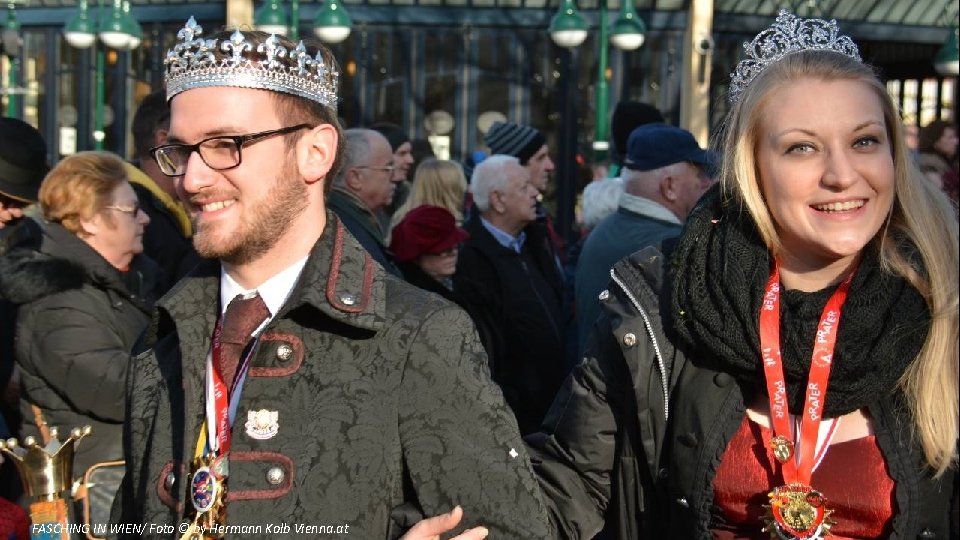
[112,213,551,539]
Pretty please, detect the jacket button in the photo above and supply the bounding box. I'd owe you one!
[276,344,293,362]
[676,497,689,508]
[340,294,356,306]
[622,333,637,347]
[714,373,733,387]
[657,468,668,480]
[266,467,285,485]
[918,528,935,539]
[598,289,610,301]
[165,472,176,489]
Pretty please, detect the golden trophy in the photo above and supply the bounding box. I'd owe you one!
[0,426,91,540]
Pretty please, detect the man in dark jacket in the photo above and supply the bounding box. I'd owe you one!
[455,155,568,436]
[328,128,402,276]
[113,21,549,539]
[575,123,714,355]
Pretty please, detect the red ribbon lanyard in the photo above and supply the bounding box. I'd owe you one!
[209,319,232,455]
[758,260,854,485]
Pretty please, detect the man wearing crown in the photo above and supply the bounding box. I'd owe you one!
[111,18,550,539]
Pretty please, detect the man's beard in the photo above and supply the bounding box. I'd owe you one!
[192,159,308,265]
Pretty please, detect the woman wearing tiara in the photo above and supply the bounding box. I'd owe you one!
[524,11,958,540]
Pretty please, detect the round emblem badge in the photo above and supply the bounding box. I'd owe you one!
[190,467,219,513]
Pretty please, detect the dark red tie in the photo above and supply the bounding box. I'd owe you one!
[217,293,270,385]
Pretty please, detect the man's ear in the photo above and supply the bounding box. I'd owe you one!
[153,127,169,147]
[660,173,679,203]
[345,168,364,192]
[297,123,339,186]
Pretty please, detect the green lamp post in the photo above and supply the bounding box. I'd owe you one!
[64,0,138,151]
[595,0,645,162]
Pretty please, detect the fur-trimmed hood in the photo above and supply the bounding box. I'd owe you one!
[0,222,157,311]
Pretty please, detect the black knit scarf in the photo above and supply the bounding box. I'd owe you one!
[666,187,930,417]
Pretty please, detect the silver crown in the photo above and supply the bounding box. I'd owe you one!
[164,17,339,109]
[728,10,861,105]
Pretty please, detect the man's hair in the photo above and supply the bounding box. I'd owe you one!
[131,90,170,159]
[918,119,956,156]
[40,151,128,234]
[469,154,521,213]
[334,128,377,188]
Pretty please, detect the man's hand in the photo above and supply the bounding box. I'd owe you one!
[400,506,488,540]
[0,202,25,229]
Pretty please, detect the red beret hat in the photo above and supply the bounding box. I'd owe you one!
[390,205,469,263]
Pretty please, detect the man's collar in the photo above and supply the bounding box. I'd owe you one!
[618,192,682,225]
[219,256,309,317]
[479,216,526,253]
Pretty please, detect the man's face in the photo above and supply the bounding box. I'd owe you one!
[351,134,396,211]
[524,144,555,192]
[393,141,414,182]
[495,163,539,229]
[167,86,308,265]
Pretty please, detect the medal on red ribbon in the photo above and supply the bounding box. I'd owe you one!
[757,260,855,539]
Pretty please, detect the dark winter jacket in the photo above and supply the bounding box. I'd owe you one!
[111,214,551,539]
[0,223,156,473]
[455,214,568,435]
[527,246,958,540]
[328,187,402,277]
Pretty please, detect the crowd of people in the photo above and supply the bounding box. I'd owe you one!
[0,9,957,540]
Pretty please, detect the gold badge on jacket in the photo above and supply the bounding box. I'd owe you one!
[244,409,279,440]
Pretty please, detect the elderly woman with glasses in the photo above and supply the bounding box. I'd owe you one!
[0,151,156,528]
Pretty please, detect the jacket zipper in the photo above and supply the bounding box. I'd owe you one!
[609,267,670,421]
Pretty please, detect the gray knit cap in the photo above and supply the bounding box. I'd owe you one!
[483,121,546,165]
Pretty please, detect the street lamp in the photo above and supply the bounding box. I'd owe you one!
[549,0,588,49]
[255,0,296,39]
[63,0,139,151]
[2,1,21,117]
[934,25,959,76]
[255,0,353,44]
[314,0,353,44]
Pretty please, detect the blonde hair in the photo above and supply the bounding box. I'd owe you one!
[389,158,467,237]
[718,50,959,476]
[39,151,128,235]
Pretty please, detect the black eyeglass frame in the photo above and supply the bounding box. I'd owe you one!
[149,123,313,177]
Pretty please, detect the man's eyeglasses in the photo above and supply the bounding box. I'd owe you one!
[150,124,313,177]
[355,165,395,174]
[104,202,142,216]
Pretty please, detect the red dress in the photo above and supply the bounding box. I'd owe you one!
[712,416,895,539]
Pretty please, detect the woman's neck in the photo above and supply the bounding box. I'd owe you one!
[776,251,861,292]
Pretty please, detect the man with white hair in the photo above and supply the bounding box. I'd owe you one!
[455,155,567,435]
[575,123,715,354]
[328,128,402,275]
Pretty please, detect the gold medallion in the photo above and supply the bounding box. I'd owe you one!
[770,435,794,463]
[763,484,833,540]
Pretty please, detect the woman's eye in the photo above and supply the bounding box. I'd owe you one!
[785,143,814,154]
[853,136,880,148]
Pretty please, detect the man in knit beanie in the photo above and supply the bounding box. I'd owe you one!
[484,121,554,194]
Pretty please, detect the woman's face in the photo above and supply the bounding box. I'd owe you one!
[83,181,150,268]
[755,78,895,272]
[418,247,459,280]
[933,127,958,158]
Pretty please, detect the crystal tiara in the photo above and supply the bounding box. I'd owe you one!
[163,17,339,109]
[728,10,861,105]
